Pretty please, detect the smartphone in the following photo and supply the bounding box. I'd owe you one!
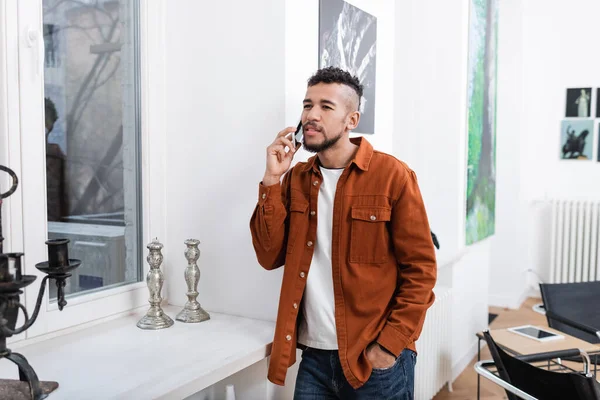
[293,121,303,149]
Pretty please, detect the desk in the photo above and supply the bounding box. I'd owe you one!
[475,327,600,400]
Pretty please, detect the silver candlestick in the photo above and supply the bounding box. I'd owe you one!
[176,239,210,323]
[137,238,174,330]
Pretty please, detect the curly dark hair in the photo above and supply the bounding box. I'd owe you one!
[307,66,363,108]
[45,97,59,135]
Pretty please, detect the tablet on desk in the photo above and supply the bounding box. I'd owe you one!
[507,325,565,342]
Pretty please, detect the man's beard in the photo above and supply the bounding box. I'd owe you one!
[303,131,344,153]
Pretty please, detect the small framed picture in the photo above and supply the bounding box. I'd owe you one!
[565,88,592,118]
[596,89,600,118]
[560,119,593,160]
[597,123,600,162]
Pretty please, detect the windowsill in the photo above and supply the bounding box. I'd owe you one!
[0,305,275,399]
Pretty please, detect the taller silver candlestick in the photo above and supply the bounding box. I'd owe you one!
[176,239,210,323]
[137,238,174,330]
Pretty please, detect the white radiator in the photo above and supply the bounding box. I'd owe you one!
[414,285,452,400]
[549,199,600,283]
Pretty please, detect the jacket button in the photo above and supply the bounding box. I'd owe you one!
[286,335,292,341]
[370,215,376,221]
[300,272,306,278]
[310,211,316,216]
[313,181,319,186]
[307,241,313,247]
[293,303,298,309]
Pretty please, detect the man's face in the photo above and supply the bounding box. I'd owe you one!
[301,83,359,153]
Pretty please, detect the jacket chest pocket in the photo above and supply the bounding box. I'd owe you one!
[349,206,392,264]
[287,197,308,254]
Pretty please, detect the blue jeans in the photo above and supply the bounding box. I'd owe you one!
[293,347,416,400]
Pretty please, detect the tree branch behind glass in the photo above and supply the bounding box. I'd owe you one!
[43,0,125,221]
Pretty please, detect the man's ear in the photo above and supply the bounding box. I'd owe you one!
[347,111,361,131]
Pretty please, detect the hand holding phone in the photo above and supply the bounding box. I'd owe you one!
[263,126,298,186]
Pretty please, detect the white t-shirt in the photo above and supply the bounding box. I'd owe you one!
[297,166,344,350]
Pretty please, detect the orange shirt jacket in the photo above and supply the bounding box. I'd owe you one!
[250,137,437,389]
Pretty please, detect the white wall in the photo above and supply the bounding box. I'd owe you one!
[524,0,600,289]
[488,0,530,308]
[394,0,469,266]
[164,0,286,322]
[449,242,490,379]
[490,0,600,305]
[393,0,491,381]
[523,0,600,202]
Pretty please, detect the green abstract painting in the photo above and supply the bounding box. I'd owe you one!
[465,0,498,245]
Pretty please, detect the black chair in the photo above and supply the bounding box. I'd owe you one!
[539,281,600,345]
[475,330,600,400]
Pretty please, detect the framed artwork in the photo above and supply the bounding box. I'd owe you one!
[597,123,600,162]
[465,0,498,245]
[565,88,592,118]
[560,120,593,160]
[319,0,377,134]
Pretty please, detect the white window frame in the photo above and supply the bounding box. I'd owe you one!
[0,0,167,341]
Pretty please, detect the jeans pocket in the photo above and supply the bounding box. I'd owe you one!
[371,355,401,374]
[409,349,417,364]
[366,350,415,400]
[300,346,311,357]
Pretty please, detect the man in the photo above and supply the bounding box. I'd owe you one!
[250,67,437,399]
[44,97,68,222]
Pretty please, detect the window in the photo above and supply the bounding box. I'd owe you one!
[42,0,143,300]
[1,0,166,339]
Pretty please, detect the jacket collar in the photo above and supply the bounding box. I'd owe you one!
[301,136,373,173]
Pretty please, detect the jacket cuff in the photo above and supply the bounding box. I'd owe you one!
[258,181,280,205]
[376,323,411,359]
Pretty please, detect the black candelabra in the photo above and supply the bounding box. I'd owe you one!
[0,165,80,400]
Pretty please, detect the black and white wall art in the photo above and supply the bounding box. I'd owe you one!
[598,123,600,162]
[565,87,592,118]
[319,0,377,134]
